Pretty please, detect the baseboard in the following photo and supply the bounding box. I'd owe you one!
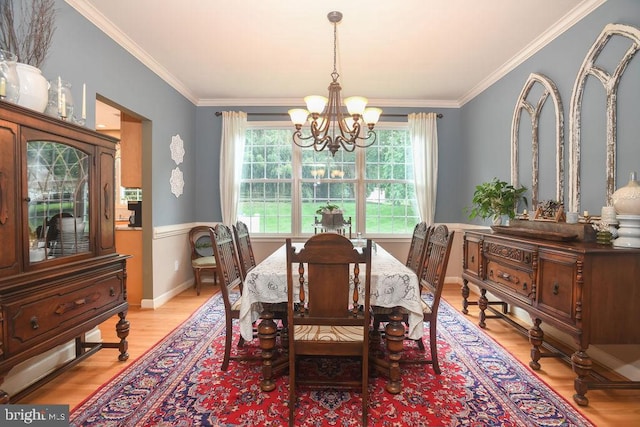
[2,328,102,397]
[141,278,194,309]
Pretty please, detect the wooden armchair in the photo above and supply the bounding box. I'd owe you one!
[286,234,372,426]
[188,226,217,295]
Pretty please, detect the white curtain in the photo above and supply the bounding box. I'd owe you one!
[409,112,438,224]
[219,111,247,225]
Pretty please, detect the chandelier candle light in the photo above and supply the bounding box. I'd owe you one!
[288,11,382,156]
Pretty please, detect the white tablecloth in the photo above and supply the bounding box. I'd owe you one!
[239,242,424,341]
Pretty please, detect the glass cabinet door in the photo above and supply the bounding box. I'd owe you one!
[27,141,90,262]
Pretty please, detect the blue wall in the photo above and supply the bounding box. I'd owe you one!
[461,0,640,223]
[38,0,640,227]
[43,0,198,227]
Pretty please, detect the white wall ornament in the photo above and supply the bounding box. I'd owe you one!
[569,23,640,212]
[170,134,185,165]
[170,167,184,198]
[511,72,564,210]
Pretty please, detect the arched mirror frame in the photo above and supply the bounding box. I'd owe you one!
[568,23,640,212]
[511,73,564,210]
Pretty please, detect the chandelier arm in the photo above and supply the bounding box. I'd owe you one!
[292,131,322,148]
[350,130,378,148]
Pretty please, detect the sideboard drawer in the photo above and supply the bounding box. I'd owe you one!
[536,251,577,324]
[5,271,125,356]
[463,234,482,277]
[486,260,535,302]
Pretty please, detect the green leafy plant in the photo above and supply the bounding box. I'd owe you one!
[316,202,341,215]
[467,178,527,222]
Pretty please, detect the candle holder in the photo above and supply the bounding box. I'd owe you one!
[44,78,74,121]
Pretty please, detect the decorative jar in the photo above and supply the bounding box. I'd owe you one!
[612,172,640,215]
[0,50,20,103]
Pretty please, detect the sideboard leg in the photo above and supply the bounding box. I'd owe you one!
[571,349,592,406]
[478,288,488,328]
[528,317,543,370]
[461,279,470,314]
[116,311,130,361]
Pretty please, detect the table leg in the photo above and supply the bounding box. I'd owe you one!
[572,349,592,406]
[258,309,278,392]
[383,308,405,394]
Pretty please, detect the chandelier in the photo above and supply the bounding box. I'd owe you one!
[288,11,382,157]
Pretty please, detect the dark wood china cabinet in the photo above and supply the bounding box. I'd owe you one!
[0,101,129,403]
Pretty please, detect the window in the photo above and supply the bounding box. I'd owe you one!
[238,122,418,236]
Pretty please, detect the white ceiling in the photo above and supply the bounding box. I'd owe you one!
[74,0,603,125]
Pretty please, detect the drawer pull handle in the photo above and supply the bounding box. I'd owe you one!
[30,316,39,330]
[553,282,560,295]
[522,282,527,291]
[110,287,115,296]
[497,270,519,284]
[75,298,87,306]
[471,255,475,263]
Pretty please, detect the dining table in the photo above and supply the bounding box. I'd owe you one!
[239,240,423,393]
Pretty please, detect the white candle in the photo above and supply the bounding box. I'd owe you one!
[0,77,6,97]
[61,93,66,117]
[57,76,62,113]
[523,209,528,215]
[82,83,86,119]
[583,210,589,217]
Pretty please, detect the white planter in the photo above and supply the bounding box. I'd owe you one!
[15,63,48,113]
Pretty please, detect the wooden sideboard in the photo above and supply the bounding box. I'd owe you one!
[0,101,129,402]
[461,229,640,406]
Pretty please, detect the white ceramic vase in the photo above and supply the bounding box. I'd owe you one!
[15,63,49,113]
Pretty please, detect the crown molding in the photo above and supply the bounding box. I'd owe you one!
[459,0,607,106]
[197,97,461,109]
[65,0,199,105]
[67,0,606,110]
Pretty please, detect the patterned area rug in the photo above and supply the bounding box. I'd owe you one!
[70,294,593,426]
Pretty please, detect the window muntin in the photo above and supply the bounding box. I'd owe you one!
[239,122,418,236]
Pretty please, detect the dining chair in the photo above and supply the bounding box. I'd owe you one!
[407,224,454,372]
[286,234,372,426]
[405,221,431,277]
[188,225,217,295]
[371,222,431,332]
[232,220,256,279]
[233,221,288,326]
[209,223,255,371]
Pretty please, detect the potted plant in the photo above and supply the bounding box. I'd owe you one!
[316,202,344,230]
[467,178,527,225]
[0,0,56,112]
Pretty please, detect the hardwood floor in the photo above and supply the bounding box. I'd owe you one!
[19,283,640,425]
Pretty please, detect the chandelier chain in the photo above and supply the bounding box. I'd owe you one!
[331,20,339,83]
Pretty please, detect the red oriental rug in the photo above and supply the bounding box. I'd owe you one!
[70,293,594,426]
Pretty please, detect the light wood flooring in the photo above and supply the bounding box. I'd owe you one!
[19,283,640,425]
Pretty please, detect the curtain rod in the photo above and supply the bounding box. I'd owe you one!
[214,111,443,119]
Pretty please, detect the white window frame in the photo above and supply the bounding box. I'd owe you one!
[243,120,414,237]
